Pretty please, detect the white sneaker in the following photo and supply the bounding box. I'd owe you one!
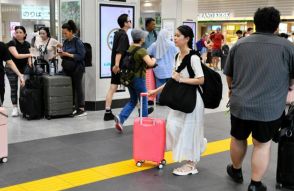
[11,107,19,117]
[172,163,199,176]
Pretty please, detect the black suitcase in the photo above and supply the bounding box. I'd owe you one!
[42,75,73,119]
[276,107,294,190]
[19,77,43,120]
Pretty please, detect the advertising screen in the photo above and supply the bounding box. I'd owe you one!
[183,21,196,49]
[99,4,134,78]
[212,25,221,31]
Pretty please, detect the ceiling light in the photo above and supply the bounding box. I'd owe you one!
[144,2,152,7]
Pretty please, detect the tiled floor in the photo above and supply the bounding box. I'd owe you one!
[3,71,229,144]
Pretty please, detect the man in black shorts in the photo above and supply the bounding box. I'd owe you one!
[224,7,294,191]
[0,42,24,105]
[104,14,132,121]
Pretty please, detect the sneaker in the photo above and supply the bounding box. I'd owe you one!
[248,182,267,191]
[114,115,123,133]
[148,100,154,105]
[173,163,199,176]
[104,111,115,121]
[74,109,87,117]
[72,110,77,115]
[226,164,243,183]
[138,107,154,116]
[11,107,19,117]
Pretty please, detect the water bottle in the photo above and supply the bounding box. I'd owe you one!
[49,62,55,76]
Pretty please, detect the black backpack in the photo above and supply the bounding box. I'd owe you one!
[120,47,141,87]
[74,38,92,67]
[176,50,223,109]
[83,42,92,67]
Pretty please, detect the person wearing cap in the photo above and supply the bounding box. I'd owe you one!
[210,27,224,70]
[114,29,157,133]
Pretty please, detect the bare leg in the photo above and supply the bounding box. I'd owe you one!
[251,138,271,181]
[105,84,118,109]
[230,136,247,169]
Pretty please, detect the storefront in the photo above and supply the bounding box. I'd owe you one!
[197,0,294,45]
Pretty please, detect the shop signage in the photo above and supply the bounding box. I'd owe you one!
[10,22,20,38]
[198,12,230,20]
[21,5,50,20]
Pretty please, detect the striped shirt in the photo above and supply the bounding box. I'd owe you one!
[224,32,294,121]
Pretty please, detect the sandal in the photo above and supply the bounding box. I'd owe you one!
[173,162,199,176]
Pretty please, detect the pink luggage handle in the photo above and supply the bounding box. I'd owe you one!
[140,93,156,125]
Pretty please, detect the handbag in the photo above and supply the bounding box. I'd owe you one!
[159,79,196,113]
[61,58,76,73]
[159,51,198,113]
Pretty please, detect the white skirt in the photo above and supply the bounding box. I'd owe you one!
[166,90,206,163]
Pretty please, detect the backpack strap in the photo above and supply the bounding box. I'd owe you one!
[153,30,157,40]
[174,51,197,78]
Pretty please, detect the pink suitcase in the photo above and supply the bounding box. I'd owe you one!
[146,69,156,102]
[133,93,166,169]
[0,106,8,163]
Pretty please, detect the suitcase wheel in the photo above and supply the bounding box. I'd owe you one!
[158,164,164,169]
[161,159,166,165]
[276,183,283,189]
[136,161,143,167]
[0,157,8,163]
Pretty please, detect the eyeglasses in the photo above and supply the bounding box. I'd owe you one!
[127,20,132,23]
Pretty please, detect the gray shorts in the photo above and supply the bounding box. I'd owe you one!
[212,49,222,58]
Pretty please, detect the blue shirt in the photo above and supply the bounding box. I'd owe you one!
[143,31,157,49]
[62,37,86,71]
[148,41,178,79]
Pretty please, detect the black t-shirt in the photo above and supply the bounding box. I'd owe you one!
[0,42,11,74]
[111,29,130,68]
[7,39,30,73]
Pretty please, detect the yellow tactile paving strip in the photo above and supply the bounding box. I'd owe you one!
[0,137,253,191]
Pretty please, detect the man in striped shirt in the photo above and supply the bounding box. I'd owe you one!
[224,7,294,191]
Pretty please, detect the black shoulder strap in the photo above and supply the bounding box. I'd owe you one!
[175,50,196,78]
[43,38,51,54]
[153,30,157,40]
[130,46,141,56]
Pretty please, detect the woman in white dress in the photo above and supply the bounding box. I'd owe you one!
[149,25,207,176]
[32,27,62,73]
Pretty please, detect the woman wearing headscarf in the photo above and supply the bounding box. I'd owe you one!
[149,25,207,176]
[147,29,178,102]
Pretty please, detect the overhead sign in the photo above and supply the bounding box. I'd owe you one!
[22,5,50,20]
[198,12,230,20]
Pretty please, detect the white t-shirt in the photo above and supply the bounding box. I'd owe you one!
[175,54,204,79]
[33,36,60,60]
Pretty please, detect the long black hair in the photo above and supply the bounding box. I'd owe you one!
[177,25,194,49]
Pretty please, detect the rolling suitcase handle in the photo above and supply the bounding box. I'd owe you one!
[140,92,156,125]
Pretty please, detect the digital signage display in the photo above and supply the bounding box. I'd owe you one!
[99,4,134,78]
[183,21,196,49]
